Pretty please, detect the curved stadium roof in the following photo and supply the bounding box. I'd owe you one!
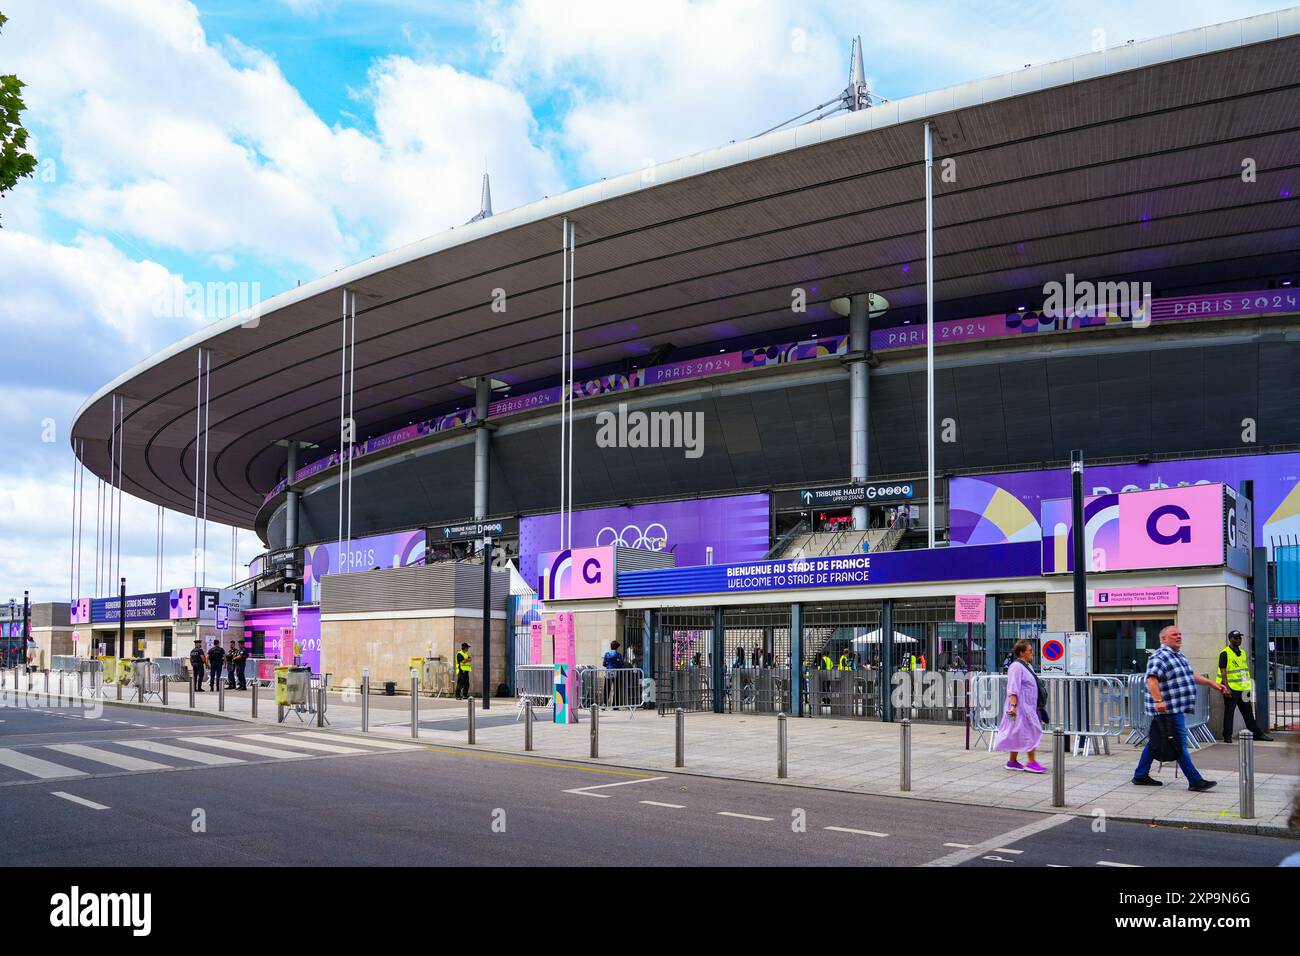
[70,9,1300,531]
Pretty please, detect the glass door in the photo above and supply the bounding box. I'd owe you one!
[1090,617,1174,674]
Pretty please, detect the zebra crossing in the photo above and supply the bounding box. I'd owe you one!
[0,730,421,784]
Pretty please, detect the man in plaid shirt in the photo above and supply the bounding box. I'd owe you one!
[1133,626,1229,791]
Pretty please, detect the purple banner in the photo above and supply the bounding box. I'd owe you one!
[302,529,427,603]
[243,606,321,673]
[519,493,771,595]
[872,288,1298,352]
[950,452,1300,553]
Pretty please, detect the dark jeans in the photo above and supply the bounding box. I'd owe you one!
[455,671,470,699]
[1223,689,1262,740]
[192,665,204,690]
[208,663,223,690]
[1134,711,1203,785]
[226,661,237,688]
[235,661,247,690]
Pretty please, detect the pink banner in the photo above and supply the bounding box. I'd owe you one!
[954,594,985,623]
[529,621,543,665]
[1090,587,1179,607]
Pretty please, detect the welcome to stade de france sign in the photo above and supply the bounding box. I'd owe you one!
[618,542,1041,598]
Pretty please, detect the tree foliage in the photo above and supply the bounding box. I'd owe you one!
[0,11,38,224]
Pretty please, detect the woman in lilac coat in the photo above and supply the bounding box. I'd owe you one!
[994,640,1047,773]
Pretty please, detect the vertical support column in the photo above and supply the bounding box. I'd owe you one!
[790,603,803,717]
[712,606,725,714]
[285,440,300,549]
[1251,545,1270,731]
[848,294,871,532]
[881,598,895,723]
[473,378,491,520]
[643,609,655,682]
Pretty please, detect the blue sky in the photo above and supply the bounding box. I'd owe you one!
[0,0,1289,599]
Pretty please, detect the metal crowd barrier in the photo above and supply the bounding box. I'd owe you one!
[579,667,646,714]
[656,666,709,715]
[132,660,163,702]
[154,657,187,681]
[807,669,856,716]
[77,658,104,697]
[1125,674,1151,745]
[1185,684,1217,749]
[515,665,555,720]
[970,673,1128,756]
[51,655,80,673]
[727,666,791,714]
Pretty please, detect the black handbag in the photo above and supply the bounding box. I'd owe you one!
[1149,713,1183,762]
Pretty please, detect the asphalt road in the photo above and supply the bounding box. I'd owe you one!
[0,702,1292,867]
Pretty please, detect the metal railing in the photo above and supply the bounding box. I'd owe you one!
[578,667,645,714]
[727,665,791,714]
[970,673,1130,756]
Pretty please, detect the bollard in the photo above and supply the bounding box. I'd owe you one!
[467,695,476,745]
[361,673,369,732]
[218,678,226,712]
[1238,730,1255,820]
[116,677,122,702]
[410,672,420,740]
[1052,727,1066,807]
[161,676,168,707]
[675,708,685,767]
[524,700,534,751]
[189,676,195,708]
[251,678,258,718]
[59,671,65,703]
[590,704,600,758]
[778,712,788,779]
[900,718,912,792]
[316,685,326,728]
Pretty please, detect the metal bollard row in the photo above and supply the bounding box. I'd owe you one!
[360,672,369,732]
[410,672,419,739]
[675,708,685,767]
[1052,727,1066,807]
[524,700,534,751]
[900,718,912,792]
[467,695,476,745]
[590,704,600,758]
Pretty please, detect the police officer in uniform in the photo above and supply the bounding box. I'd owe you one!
[225,639,239,689]
[190,639,206,692]
[233,640,248,690]
[454,642,472,700]
[206,640,225,691]
[1219,629,1273,742]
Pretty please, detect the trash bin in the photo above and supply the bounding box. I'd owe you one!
[384,681,396,696]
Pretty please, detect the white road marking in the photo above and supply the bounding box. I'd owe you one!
[717,812,774,822]
[943,842,972,849]
[922,814,1073,867]
[0,748,87,780]
[292,731,421,751]
[51,791,109,811]
[46,743,169,773]
[994,848,1024,855]
[178,736,309,759]
[116,739,243,766]
[239,734,369,755]
[639,800,685,809]
[824,826,888,837]
[563,776,667,798]
[1097,860,1142,867]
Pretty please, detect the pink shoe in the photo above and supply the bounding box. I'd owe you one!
[1004,759,1024,770]
[1024,761,1048,774]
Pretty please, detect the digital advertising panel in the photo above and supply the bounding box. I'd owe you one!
[301,529,427,603]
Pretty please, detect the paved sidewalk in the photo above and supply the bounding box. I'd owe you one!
[6,670,1295,836]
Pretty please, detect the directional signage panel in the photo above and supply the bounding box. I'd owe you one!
[799,482,916,507]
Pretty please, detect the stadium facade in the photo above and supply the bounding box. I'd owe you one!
[59,10,1300,724]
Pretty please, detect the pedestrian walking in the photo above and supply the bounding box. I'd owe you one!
[206,641,225,692]
[189,639,205,692]
[1219,629,1272,742]
[993,640,1047,773]
[454,642,472,700]
[1133,625,1229,791]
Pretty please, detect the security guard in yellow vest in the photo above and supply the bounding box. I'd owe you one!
[819,652,834,670]
[454,642,473,700]
[837,650,853,671]
[1218,630,1272,742]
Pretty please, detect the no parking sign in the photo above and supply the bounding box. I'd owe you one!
[1041,636,1066,673]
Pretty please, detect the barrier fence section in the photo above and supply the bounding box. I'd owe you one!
[971,673,1131,756]
[727,666,791,714]
[132,660,163,702]
[578,667,646,714]
[515,665,554,720]
[77,658,104,697]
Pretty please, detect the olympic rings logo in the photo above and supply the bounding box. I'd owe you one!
[595,523,669,551]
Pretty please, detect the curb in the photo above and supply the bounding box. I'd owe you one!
[7,687,252,725]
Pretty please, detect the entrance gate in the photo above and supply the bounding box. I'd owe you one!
[652,607,712,715]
